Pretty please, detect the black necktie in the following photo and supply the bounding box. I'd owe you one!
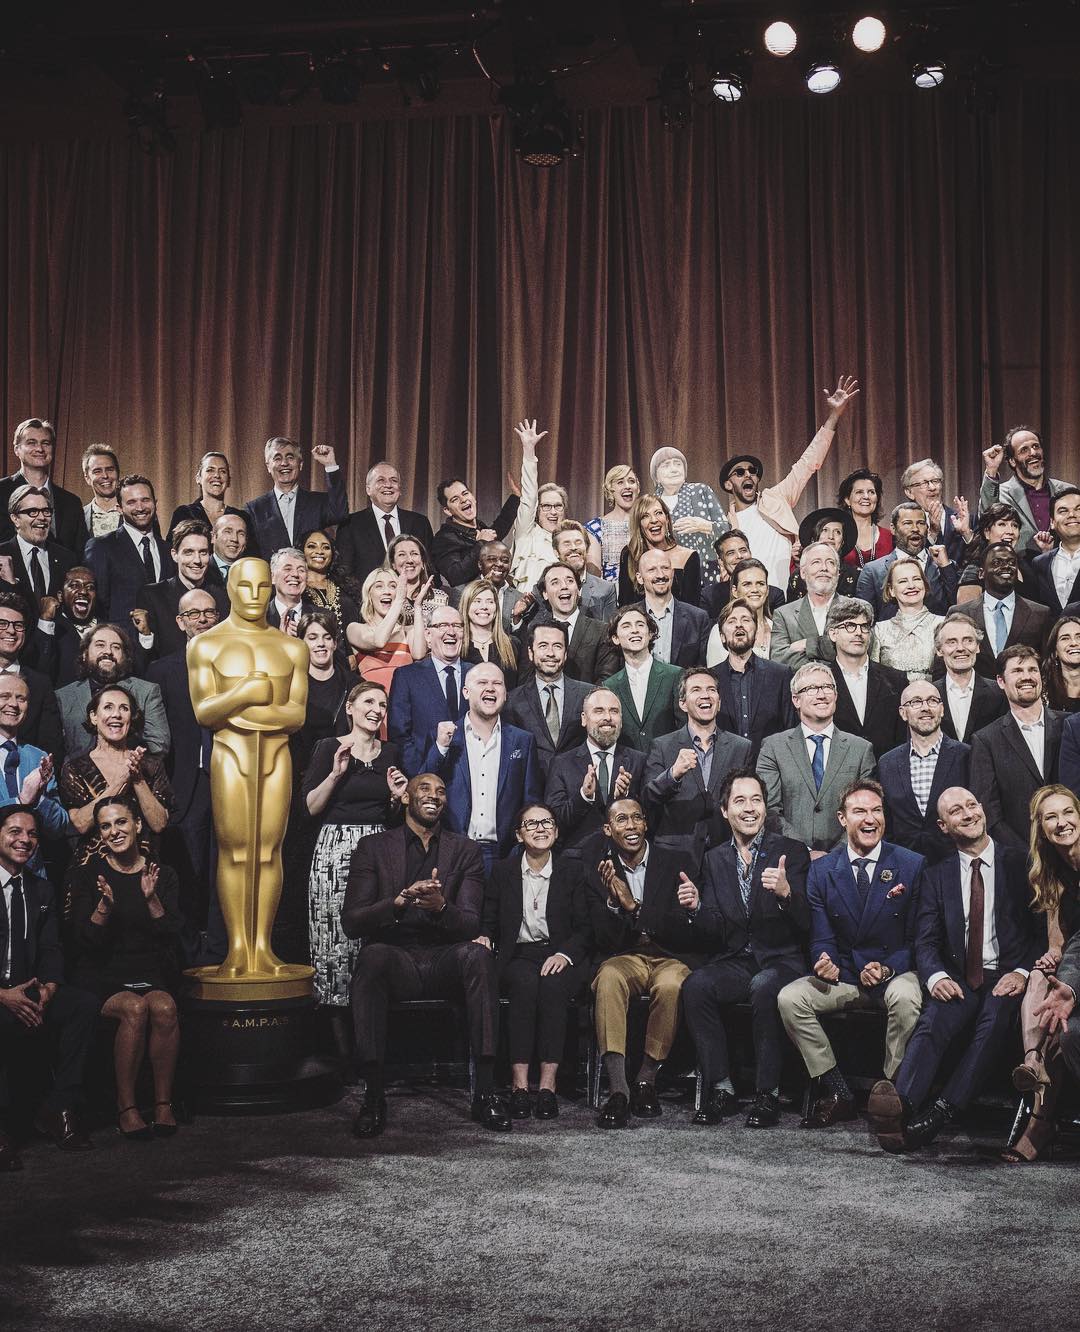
[140,535,155,582]
[7,873,28,986]
[854,857,871,899]
[443,665,458,717]
[29,547,46,599]
[2,740,19,799]
[383,513,395,547]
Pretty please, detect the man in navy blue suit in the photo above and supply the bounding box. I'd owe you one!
[423,662,542,873]
[387,605,468,777]
[778,779,925,1127]
[868,787,1037,1152]
[85,475,175,630]
[243,438,348,556]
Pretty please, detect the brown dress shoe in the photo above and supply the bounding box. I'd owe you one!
[867,1079,907,1153]
[34,1107,93,1151]
[800,1093,857,1128]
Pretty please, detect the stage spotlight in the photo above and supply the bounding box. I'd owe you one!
[851,17,887,53]
[764,21,798,57]
[710,54,749,104]
[196,65,242,129]
[317,56,363,105]
[500,72,579,167]
[657,56,694,130]
[805,60,841,94]
[912,58,946,89]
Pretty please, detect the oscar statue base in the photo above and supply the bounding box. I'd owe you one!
[185,962,316,1003]
[181,988,342,1116]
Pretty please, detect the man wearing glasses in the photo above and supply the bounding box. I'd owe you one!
[756,662,876,855]
[825,596,907,760]
[0,418,88,557]
[0,485,77,605]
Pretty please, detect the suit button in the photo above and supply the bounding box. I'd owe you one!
[814,805,822,812]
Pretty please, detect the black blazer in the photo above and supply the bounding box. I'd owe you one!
[544,742,647,850]
[481,848,592,973]
[243,471,349,557]
[335,505,435,583]
[167,501,257,555]
[1030,550,1080,616]
[643,724,753,862]
[970,708,1064,848]
[954,593,1051,678]
[712,655,795,759]
[504,677,590,776]
[830,658,907,760]
[934,673,1008,743]
[696,833,811,968]
[85,527,177,629]
[0,473,88,557]
[429,495,520,587]
[0,536,76,600]
[145,648,205,822]
[18,663,65,761]
[265,597,319,631]
[135,577,230,660]
[0,866,65,985]
[878,736,971,864]
[582,842,707,968]
[519,610,621,686]
[618,548,702,608]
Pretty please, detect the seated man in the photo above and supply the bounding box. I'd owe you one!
[769,541,840,671]
[868,787,1036,1153]
[682,769,811,1129]
[777,779,925,1127]
[341,773,510,1138]
[584,797,703,1128]
[0,805,99,1166]
[711,598,794,758]
[602,606,681,752]
[504,621,589,777]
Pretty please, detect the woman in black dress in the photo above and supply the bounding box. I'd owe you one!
[298,528,362,643]
[67,797,184,1140]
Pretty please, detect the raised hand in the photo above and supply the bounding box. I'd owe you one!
[436,720,456,749]
[760,854,790,899]
[671,748,698,780]
[126,746,148,779]
[1032,530,1055,554]
[331,742,352,779]
[411,575,434,605]
[982,442,1004,478]
[824,375,860,416]
[94,875,114,917]
[513,419,549,452]
[676,871,699,911]
[386,766,408,801]
[311,444,337,468]
[140,861,160,900]
[598,857,635,912]
[951,495,971,538]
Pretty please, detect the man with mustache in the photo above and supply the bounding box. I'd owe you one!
[55,624,170,759]
[980,426,1073,557]
[711,598,794,760]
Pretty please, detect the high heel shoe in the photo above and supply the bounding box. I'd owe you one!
[152,1101,179,1138]
[117,1105,153,1141]
[1000,1109,1056,1164]
[1012,1049,1051,1094]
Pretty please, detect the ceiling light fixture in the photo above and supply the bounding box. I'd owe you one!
[763,20,799,57]
[851,17,887,53]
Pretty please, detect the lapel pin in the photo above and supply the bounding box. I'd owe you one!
[880,869,893,883]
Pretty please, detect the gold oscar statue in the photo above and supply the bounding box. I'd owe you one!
[185,557,313,1001]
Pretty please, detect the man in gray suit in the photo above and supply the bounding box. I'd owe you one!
[644,667,752,863]
[55,623,170,758]
[503,621,589,777]
[756,661,876,854]
[979,427,1072,555]
[770,542,840,671]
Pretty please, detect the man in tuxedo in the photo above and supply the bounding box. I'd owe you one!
[632,548,709,669]
[856,502,958,621]
[132,519,229,660]
[504,621,588,776]
[956,542,1050,676]
[826,597,906,759]
[210,513,248,582]
[264,547,316,633]
[85,474,176,630]
[544,687,646,852]
[770,542,839,671]
[932,613,1008,740]
[901,458,966,564]
[879,682,971,863]
[602,606,681,751]
[585,798,704,1127]
[644,667,752,862]
[523,563,620,685]
[55,624,170,758]
[778,779,925,1126]
[971,644,1064,847]
[0,590,64,759]
[37,566,99,687]
[979,427,1071,556]
[700,531,786,621]
[0,485,77,603]
[868,787,1037,1152]
[1030,486,1080,614]
[756,662,876,854]
[335,460,434,584]
[682,769,811,1128]
[712,599,793,758]
[342,773,510,1137]
[244,437,348,556]
[80,445,121,540]
[387,606,469,777]
[0,806,99,1165]
[0,418,88,556]
[430,476,519,588]
[552,521,617,623]
[422,662,542,872]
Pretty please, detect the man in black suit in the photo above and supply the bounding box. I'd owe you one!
[682,769,811,1129]
[335,460,435,584]
[36,566,99,687]
[0,418,88,556]
[0,590,64,760]
[878,682,971,863]
[132,519,229,661]
[712,598,794,758]
[826,596,906,759]
[956,543,1050,678]
[522,563,620,686]
[701,531,786,621]
[85,474,176,630]
[544,687,646,852]
[210,512,249,583]
[264,547,317,632]
[1030,486,1080,615]
[341,773,510,1137]
[0,485,77,603]
[932,612,1008,741]
[585,797,705,1128]
[0,805,99,1165]
[633,548,710,668]
[430,476,519,588]
[504,621,588,777]
[868,787,1037,1152]
[244,438,348,556]
[552,521,618,623]
[450,540,519,631]
[855,502,958,621]
[971,644,1064,848]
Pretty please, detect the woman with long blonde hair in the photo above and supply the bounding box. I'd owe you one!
[460,578,519,687]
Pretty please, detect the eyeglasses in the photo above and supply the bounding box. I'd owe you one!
[795,682,837,697]
[834,621,870,635]
[0,619,26,634]
[179,609,219,623]
[15,506,52,517]
[903,697,943,710]
[520,817,556,831]
[538,502,564,512]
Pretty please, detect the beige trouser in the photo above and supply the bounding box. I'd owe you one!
[592,952,691,1061]
[777,971,923,1080]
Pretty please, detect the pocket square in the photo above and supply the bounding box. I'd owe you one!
[886,882,906,899]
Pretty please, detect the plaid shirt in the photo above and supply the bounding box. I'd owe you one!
[909,740,942,817]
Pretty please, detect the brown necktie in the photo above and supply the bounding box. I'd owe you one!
[383,513,395,547]
[965,857,984,990]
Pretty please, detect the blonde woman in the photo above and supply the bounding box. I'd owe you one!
[618,495,701,606]
[586,465,639,580]
[460,578,519,688]
[870,557,943,681]
[352,567,430,695]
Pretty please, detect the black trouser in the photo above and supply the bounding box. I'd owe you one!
[501,942,587,1065]
[682,955,804,1092]
[350,941,500,1069]
[0,984,99,1113]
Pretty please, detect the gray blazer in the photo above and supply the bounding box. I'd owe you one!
[580,572,617,624]
[756,725,876,852]
[978,472,1071,554]
[644,724,753,862]
[55,676,172,759]
[769,597,837,672]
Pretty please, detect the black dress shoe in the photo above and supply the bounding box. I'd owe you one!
[692,1088,739,1125]
[867,1080,907,1153]
[34,1107,93,1150]
[800,1093,857,1129]
[904,1097,954,1150]
[509,1089,533,1119]
[630,1081,662,1118]
[351,1091,388,1138]
[597,1092,630,1129]
[745,1091,781,1128]
[471,1093,513,1132]
[534,1089,559,1120]
[0,1130,22,1172]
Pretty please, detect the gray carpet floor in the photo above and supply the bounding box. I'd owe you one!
[4,1086,1079,1332]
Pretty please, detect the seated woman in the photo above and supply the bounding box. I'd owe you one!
[460,578,519,689]
[1043,616,1080,713]
[837,468,893,569]
[1001,784,1080,1164]
[298,528,362,642]
[649,446,728,587]
[870,557,943,681]
[302,681,407,1065]
[586,464,639,581]
[66,797,184,1139]
[618,495,701,607]
[353,567,431,697]
[785,507,860,601]
[59,686,172,868]
[955,502,1033,602]
[479,803,591,1120]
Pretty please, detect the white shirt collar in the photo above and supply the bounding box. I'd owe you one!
[984,591,1015,610]
[847,842,882,866]
[946,674,973,696]
[801,723,835,741]
[958,841,995,870]
[274,486,296,502]
[522,855,553,881]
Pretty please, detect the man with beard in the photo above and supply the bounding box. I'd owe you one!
[523,563,620,685]
[712,598,794,759]
[980,426,1073,557]
[55,624,170,759]
[856,502,958,622]
[35,566,99,688]
[552,521,617,623]
[430,476,519,589]
[504,621,588,776]
[85,474,176,629]
[770,541,841,670]
[701,530,786,622]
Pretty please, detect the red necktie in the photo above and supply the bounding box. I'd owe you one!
[965,857,984,990]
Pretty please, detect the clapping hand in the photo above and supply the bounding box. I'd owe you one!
[386,766,408,801]
[140,862,160,901]
[18,754,52,807]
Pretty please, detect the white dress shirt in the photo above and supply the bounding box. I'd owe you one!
[846,840,882,884]
[1053,545,1080,607]
[464,717,501,843]
[553,608,580,642]
[625,658,652,719]
[273,598,302,631]
[1,868,23,980]
[945,673,974,741]
[1014,707,1046,776]
[123,522,160,581]
[925,841,1025,991]
[518,854,572,963]
[274,487,297,541]
[839,660,869,725]
[374,504,401,550]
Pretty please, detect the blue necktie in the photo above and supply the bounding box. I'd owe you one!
[2,741,19,799]
[992,600,1008,656]
[810,734,825,791]
[854,857,871,899]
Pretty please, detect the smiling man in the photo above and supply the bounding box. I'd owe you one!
[265,547,314,633]
[430,471,520,589]
[1031,486,1080,615]
[602,605,681,751]
[0,484,78,605]
[334,459,434,585]
[132,519,229,660]
[85,474,176,629]
[504,621,588,775]
[55,623,170,759]
[388,606,468,777]
[0,418,88,555]
[80,445,121,539]
[955,541,1049,677]
[244,435,348,556]
[527,561,621,685]
[980,425,1073,556]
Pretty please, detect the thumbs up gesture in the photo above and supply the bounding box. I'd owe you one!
[676,871,699,912]
[761,854,791,900]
